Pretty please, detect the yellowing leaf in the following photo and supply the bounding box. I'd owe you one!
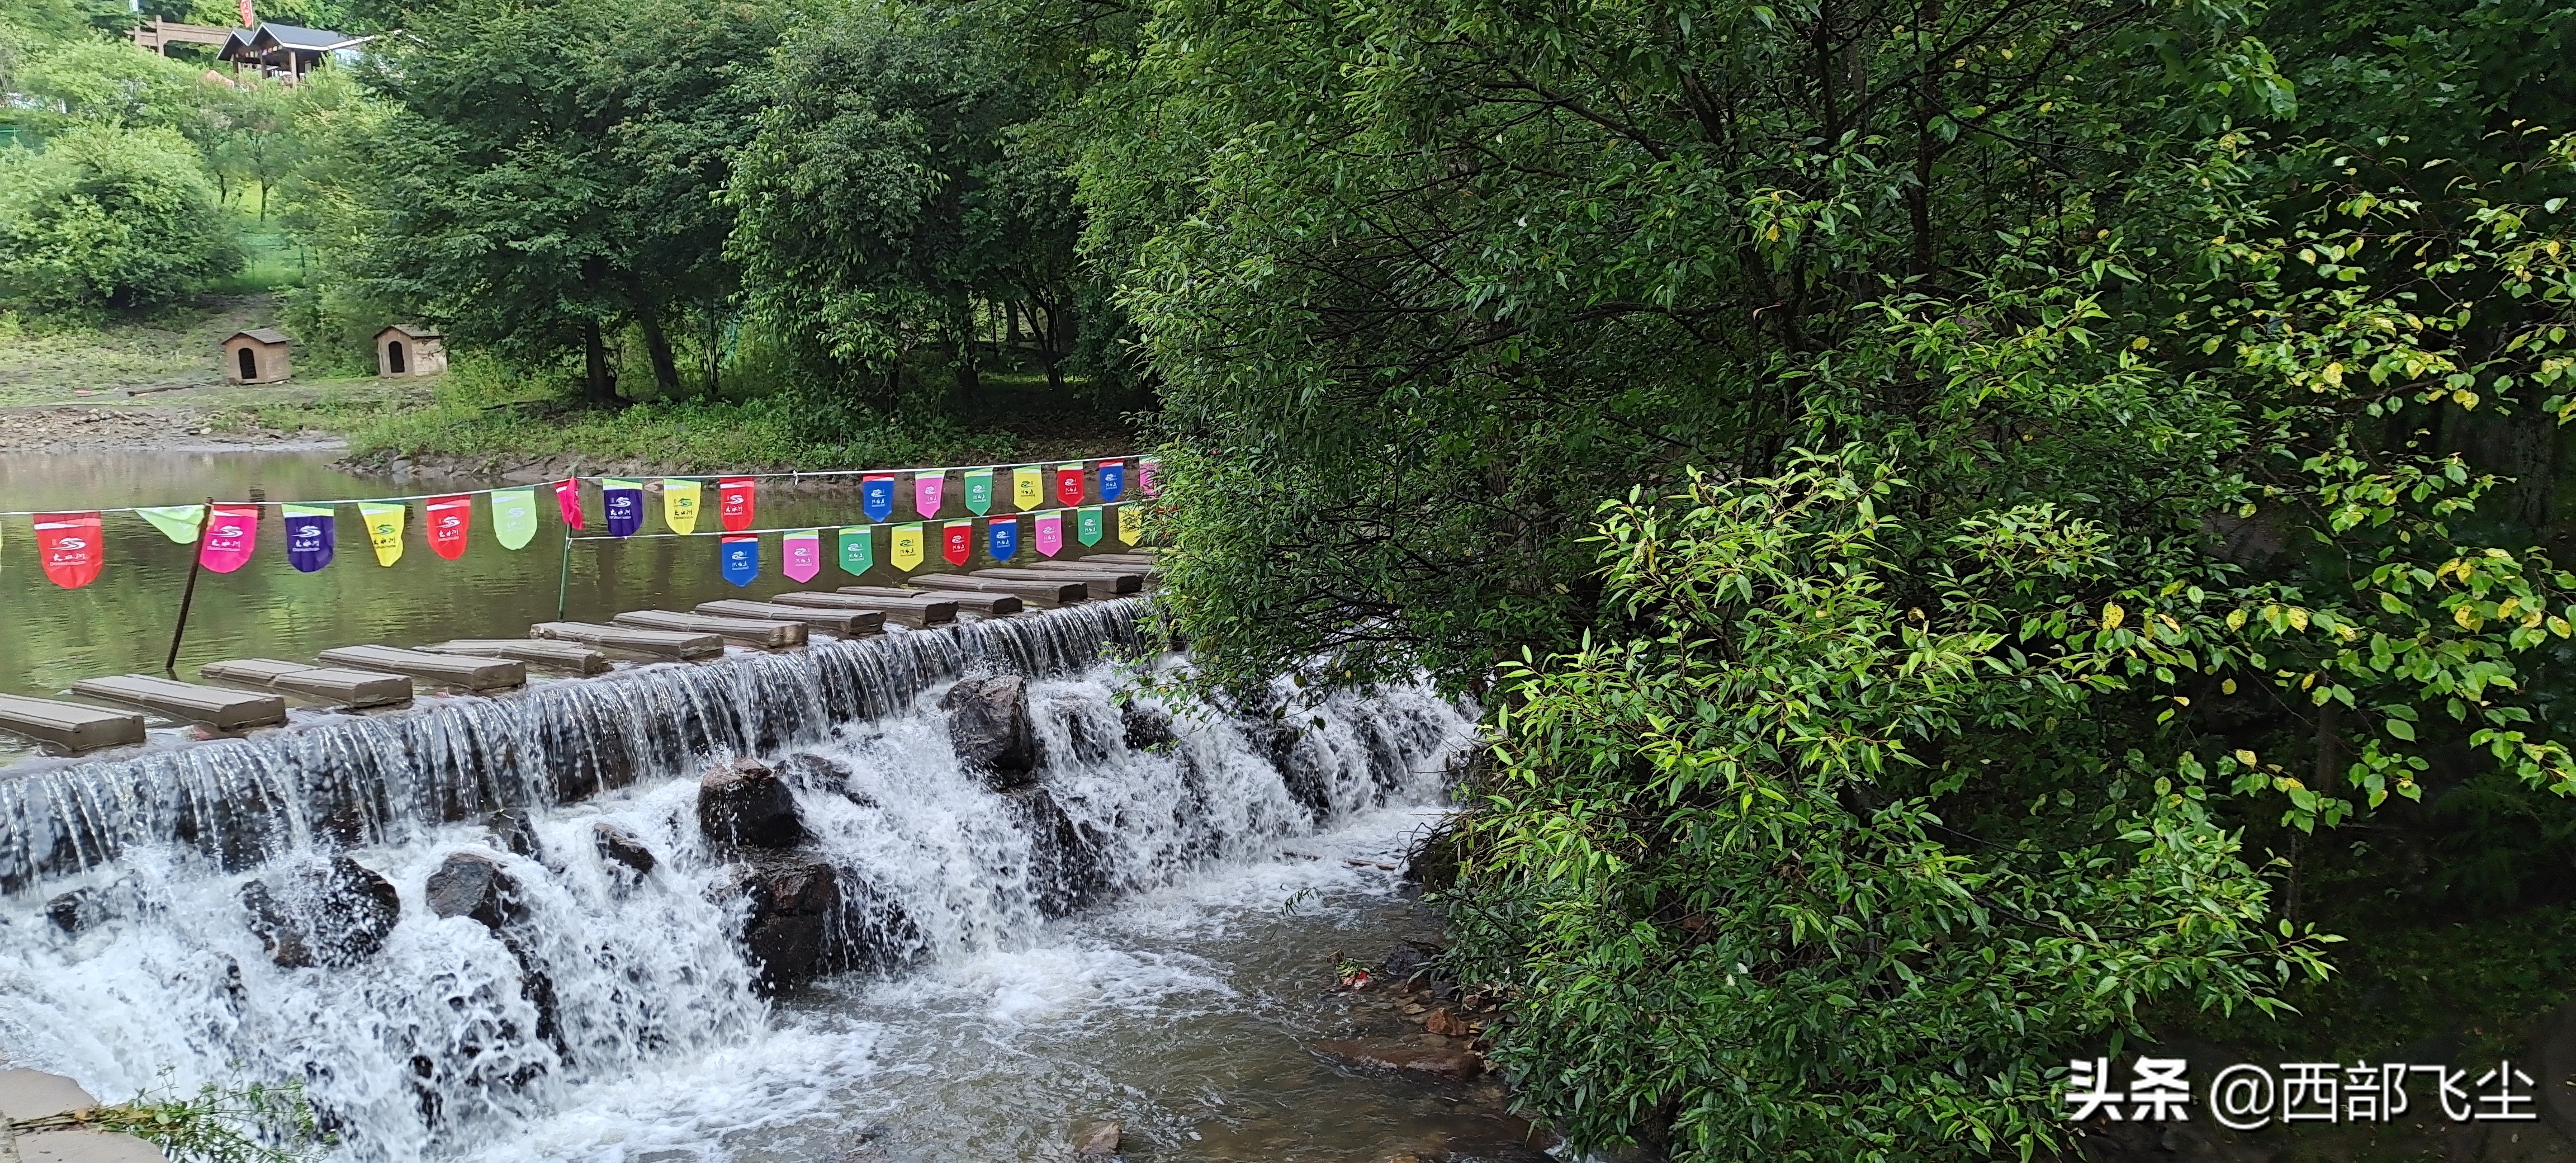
[2235,749,2259,767]
[2225,609,2248,631]
[2456,604,2484,630]
[2222,679,2238,694]
[2101,603,2125,630]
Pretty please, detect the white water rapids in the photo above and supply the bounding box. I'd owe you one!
[0,610,1512,1162]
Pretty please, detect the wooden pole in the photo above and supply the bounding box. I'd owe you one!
[556,526,574,621]
[163,499,217,677]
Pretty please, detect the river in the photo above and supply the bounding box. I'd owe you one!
[0,450,1545,1163]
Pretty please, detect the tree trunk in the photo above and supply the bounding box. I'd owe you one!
[950,301,982,410]
[583,321,618,405]
[634,309,684,397]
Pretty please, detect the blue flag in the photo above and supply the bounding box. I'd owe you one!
[862,475,896,523]
[604,479,645,537]
[283,504,335,573]
[989,516,1019,561]
[721,535,759,587]
[1098,461,1125,503]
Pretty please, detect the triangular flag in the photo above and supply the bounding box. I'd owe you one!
[138,505,207,543]
[891,523,925,571]
[1034,511,1063,558]
[1117,504,1142,546]
[783,529,821,582]
[1013,467,1044,510]
[1077,505,1104,547]
[914,472,945,519]
[282,504,334,573]
[988,516,1019,561]
[720,535,759,587]
[361,502,405,566]
[198,504,259,573]
[719,476,756,532]
[942,519,973,567]
[34,512,103,588]
[604,479,644,537]
[426,494,472,560]
[554,479,585,530]
[1055,463,1087,507]
[491,487,538,551]
[837,526,873,575]
[1098,461,1125,503]
[862,475,897,522]
[662,479,702,534]
[1138,457,1161,498]
[963,470,993,516]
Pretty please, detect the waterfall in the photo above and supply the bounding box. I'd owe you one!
[0,600,1479,1163]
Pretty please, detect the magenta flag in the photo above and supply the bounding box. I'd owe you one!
[198,504,259,573]
[913,472,944,518]
[554,479,585,530]
[1034,511,1064,557]
[783,529,821,582]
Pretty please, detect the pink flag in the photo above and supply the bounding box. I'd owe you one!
[198,504,259,573]
[1034,511,1064,557]
[783,529,821,582]
[554,479,585,530]
[914,472,944,518]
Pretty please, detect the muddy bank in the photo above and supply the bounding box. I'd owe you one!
[0,405,344,455]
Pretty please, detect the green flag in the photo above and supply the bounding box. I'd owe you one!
[490,487,538,550]
[138,505,207,543]
[1077,505,1104,547]
[837,526,873,575]
[963,469,994,516]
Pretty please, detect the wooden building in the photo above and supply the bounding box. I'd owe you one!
[223,329,293,385]
[215,23,370,83]
[376,325,448,377]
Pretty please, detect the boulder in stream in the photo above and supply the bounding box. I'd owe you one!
[1120,701,1176,750]
[591,822,657,877]
[718,855,843,992]
[425,851,524,930]
[239,855,402,969]
[1005,785,1111,916]
[1072,1121,1122,1158]
[1311,1039,1485,1080]
[941,675,1036,787]
[698,758,807,849]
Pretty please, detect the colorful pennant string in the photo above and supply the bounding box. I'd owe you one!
[914,472,945,519]
[862,475,896,523]
[1077,506,1104,547]
[1054,463,1086,508]
[1014,467,1044,511]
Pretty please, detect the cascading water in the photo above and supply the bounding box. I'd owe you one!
[0,601,1489,1163]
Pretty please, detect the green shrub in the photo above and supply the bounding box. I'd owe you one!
[0,124,240,310]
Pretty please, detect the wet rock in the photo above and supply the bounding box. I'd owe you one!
[940,675,1037,787]
[1005,786,1111,916]
[239,856,402,969]
[778,752,878,808]
[1244,720,1332,818]
[1380,940,1442,985]
[719,854,842,992]
[1119,701,1175,750]
[484,808,543,859]
[698,758,806,849]
[1424,1008,1474,1037]
[1072,1121,1122,1157]
[592,822,657,877]
[1312,1040,1485,1080]
[425,851,524,930]
[44,889,103,935]
[1050,696,1115,767]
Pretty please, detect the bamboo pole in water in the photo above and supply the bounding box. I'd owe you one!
[162,498,217,677]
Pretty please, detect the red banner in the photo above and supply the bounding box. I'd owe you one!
[34,512,102,589]
[719,476,756,532]
[427,494,472,560]
[1054,464,1086,507]
[554,479,584,530]
[942,519,973,566]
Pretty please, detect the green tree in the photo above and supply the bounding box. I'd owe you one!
[0,122,242,310]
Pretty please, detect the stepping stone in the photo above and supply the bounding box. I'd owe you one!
[70,674,286,731]
[974,566,1142,597]
[614,609,805,647]
[837,585,1013,617]
[906,574,1088,607]
[0,694,145,753]
[694,600,883,636]
[769,590,961,627]
[530,622,723,659]
[320,645,528,691]
[422,639,612,675]
[201,659,413,707]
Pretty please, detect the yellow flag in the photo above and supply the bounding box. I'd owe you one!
[891,522,925,570]
[360,502,405,566]
[663,479,702,533]
[1012,467,1044,510]
[1117,504,1141,546]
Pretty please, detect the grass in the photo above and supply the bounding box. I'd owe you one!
[0,295,311,404]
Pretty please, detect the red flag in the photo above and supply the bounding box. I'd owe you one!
[34,512,103,589]
[1054,464,1086,507]
[554,479,584,530]
[719,476,757,532]
[942,519,973,566]
[427,494,472,560]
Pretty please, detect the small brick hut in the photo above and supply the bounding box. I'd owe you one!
[222,329,293,385]
[375,324,448,377]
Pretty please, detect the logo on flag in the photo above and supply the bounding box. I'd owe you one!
[34,512,103,588]
[720,535,760,587]
[604,479,644,537]
[863,475,897,523]
[989,516,1018,561]
[283,504,335,573]
[784,529,821,583]
[427,494,472,560]
[1098,461,1125,503]
[838,526,873,575]
[943,519,973,567]
[1055,463,1086,507]
[719,476,757,532]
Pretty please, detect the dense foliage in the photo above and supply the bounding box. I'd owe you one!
[0,124,240,309]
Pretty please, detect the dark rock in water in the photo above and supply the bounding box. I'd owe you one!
[1380,940,1443,985]
[1005,786,1112,916]
[718,854,842,992]
[1311,1039,1485,1079]
[940,675,1036,787]
[1243,720,1332,818]
[45,888,110,935]
[1120,701,1176,750]
[425,851,523,930]
[698,757,806,849]
[591,822,657,877]
[1072,1121,1122,1158]
[239,856,402,969]
[485,808,543,860]
[1049,696,1115,767]
[778,751,878,808]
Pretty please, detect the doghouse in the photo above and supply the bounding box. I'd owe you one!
[375,324,448,377]
[222,329,293,385]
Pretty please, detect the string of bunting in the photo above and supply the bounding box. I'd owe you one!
[0,457,1159,590]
